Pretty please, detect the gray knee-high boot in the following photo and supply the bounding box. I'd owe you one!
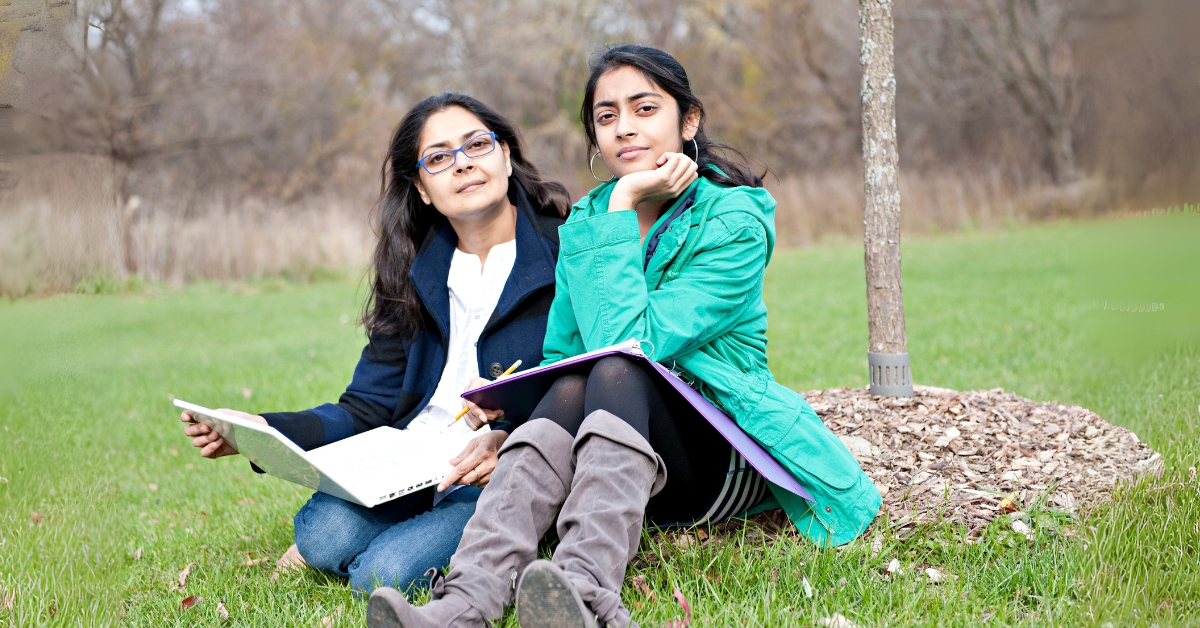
[367,419,575,628]
[517,410,667,628]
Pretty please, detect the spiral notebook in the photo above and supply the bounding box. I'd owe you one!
[461,340,814,503]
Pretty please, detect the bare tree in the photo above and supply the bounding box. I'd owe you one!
[696,0,861,171]
[950,0,1082,184]
[6,0,1198,295]
[859,0,912,397]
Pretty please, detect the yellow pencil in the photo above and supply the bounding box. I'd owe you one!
[450,406,472,423]
[499,360,522,377]
[451,360,522,423]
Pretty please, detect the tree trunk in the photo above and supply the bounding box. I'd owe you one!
[859,0,912,397]
[1048,116,1081,184]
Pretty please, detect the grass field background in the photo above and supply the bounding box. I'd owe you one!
[1,214,1197,626]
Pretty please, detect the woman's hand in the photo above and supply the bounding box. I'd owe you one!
[608,151,698,212]
[439,430,509,491]
[180,409,267,459]
[460,376,506,430]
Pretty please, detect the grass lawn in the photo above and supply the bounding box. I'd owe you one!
[1,214,1197,626]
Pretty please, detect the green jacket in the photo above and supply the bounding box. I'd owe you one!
[542,176,881,547]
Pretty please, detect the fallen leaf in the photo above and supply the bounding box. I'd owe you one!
[695,528,708,541]
[1011,520,1034,540]
[674,534,693,549]
[870,535,883,557]
[276,543,307,572]
[319,604,344,627]
[216,601,229,620]
[818,613,860,628]
[175,562,196,591]
[999,495,1019,514]
[802,577,814,598]
[925,568,943,583]
[180,595,203,610]
[886,559,902,575]
[133,547,142,561]
[30,512,42,524]
[632,575,655,599]
[665,588,691,628]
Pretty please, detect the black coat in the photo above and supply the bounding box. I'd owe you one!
[262,185,562,450]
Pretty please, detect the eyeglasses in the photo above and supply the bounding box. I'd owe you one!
[414,132,500,175]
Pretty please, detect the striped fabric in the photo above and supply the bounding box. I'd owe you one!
[691,449,771,524]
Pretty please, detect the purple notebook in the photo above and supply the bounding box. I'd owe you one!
[462,344,814,503]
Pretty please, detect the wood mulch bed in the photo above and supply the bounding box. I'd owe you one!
[685,385,1164,545]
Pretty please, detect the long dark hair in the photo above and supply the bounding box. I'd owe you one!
[363,93,570,339]
[580,45,766,189]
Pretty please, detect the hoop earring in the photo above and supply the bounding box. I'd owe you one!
[589,151,616,183]
[688,138,700,160]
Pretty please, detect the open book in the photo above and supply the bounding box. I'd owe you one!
[173,400,477,507]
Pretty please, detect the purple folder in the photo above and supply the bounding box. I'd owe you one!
[462,346,814,503]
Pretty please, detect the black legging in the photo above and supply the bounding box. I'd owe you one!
[528,355,731,525]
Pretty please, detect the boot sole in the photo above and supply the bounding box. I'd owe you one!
[366,587,407,628]
[517,560,596,628]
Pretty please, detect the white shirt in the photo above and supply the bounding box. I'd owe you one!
[406,239,517,435]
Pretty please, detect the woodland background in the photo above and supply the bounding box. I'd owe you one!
[1,0,1198,295]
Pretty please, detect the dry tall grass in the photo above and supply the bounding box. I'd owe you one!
[0,154,1131,298]
[770,168,1118,247]
[0,154,123,295]
[124,199,373,285]
[0,154,373,297]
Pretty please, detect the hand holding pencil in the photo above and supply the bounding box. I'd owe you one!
[452,360,520,429]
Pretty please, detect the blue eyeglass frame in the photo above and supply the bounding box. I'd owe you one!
[414,132,500,175]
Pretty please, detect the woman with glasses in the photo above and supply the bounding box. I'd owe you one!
[367,46,881,628]
[178,92,570,594]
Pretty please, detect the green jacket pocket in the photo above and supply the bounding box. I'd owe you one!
[753,383,861,491]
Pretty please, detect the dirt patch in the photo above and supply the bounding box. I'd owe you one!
[802,385,1163,536]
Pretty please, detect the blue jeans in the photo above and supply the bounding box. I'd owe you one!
[293,487,483,594]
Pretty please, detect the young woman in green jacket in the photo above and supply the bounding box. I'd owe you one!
[367,45,881,628]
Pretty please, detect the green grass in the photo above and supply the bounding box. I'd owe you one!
[1,215,1197,626]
